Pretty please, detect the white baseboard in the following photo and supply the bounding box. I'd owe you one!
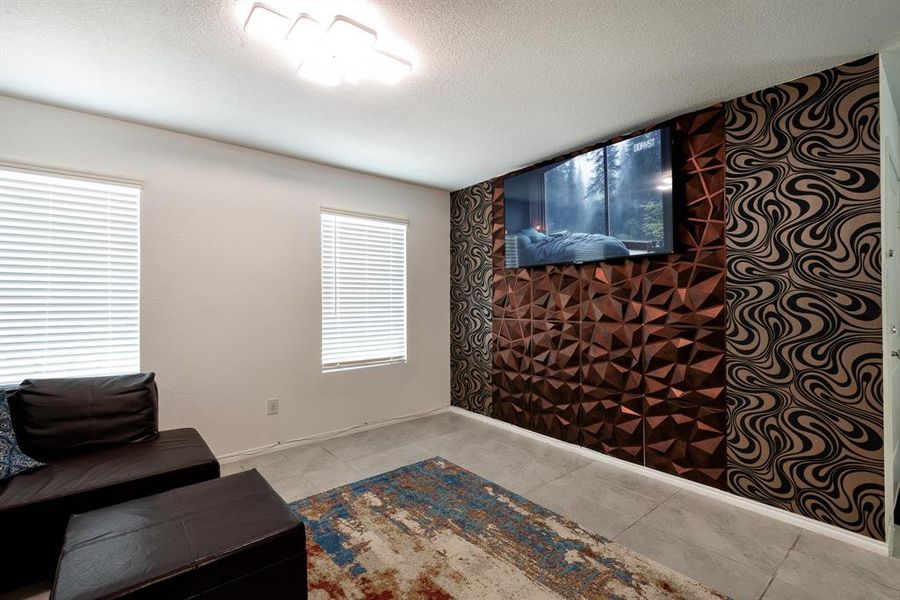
[217,405,451,463]
[448,406,890,556]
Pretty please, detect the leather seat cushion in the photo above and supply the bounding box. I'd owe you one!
[0,428,219,590]
[0,428,218,513]
[53,470,305,600]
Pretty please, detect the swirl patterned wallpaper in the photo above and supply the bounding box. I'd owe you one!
[449,55,884,539]
[725,55,883,540]
[450,182,494,415]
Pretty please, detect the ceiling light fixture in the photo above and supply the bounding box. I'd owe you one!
[243,4,413,86]
[285,15,324,63]
[244,5,292,45]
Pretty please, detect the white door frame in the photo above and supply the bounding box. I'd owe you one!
[883,139,899,553]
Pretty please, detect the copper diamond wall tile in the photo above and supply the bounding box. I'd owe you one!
[644,397,726,488]
[533,265,581,321]
[492,385,532,429]
[581,390,643,464]
[532,383,581,444]
[531,320,580,443]
[533,320,580,377]
[491,318,532,429]
[643,249,725,328]
[493,269,531,320]
[491,180,506,270]
[578,322,643,463]
[580,322,642,394]
[480,105,729,492]
[642,326,725,408]
[580,261,644,324]
[492,318,530,382]
[673,107,726,252]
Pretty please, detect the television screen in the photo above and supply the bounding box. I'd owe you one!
[503,126,673,267]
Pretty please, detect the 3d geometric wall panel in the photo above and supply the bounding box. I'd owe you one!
[642,249,725,328]
[532,320,582,443]
[580,321,644,463]
[643,396,727,487]
[671,106,726,253]
[484,105,728,487]
[491,318,532,429]
[493,269,531,320]
[533,265,582,321]
[642,325,726,487]
[639,106,727,485]
[450,56,884,541]
[580,261,643,324]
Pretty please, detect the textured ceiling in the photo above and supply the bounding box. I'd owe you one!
[1,0,899,191]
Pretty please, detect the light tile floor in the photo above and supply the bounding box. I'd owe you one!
[7,411,900,600]
[230,411,900,600]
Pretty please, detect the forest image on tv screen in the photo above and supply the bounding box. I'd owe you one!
[504,128,673,267]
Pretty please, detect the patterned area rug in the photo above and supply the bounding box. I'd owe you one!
[290,458,727,599]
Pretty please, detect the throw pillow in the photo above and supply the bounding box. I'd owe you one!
[0,389,44,481]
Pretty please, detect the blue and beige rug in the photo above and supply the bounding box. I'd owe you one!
[290,458,726,599]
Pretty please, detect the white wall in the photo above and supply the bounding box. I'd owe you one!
[0,96,451,456]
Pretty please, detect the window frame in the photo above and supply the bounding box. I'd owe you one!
[319,207,408,373]
[0,162,142,385]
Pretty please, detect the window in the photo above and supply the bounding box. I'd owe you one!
[321,209,407,372]
[0,166,140,385]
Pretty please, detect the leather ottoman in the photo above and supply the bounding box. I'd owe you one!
[51,470,307,600]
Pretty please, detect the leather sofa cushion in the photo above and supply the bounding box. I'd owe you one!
[0,428,220,591]
[53,470,305,600]
[0,428,217,513]
[9,373,158,460]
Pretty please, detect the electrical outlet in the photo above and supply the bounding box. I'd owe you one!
[266,398,279,415]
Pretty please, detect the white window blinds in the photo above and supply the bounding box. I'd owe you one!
[0,167,140,385]
[321,210,407,372]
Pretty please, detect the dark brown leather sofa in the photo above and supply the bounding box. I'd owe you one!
[0,373,220,592]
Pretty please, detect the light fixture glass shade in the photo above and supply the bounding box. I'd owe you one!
[243,3,412,86]
[244,5,291,43]
[298,55,343,86]
[286,15,324,63]
[363,50,412,84]
[322,17,377,55]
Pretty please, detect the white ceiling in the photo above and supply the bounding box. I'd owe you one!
[2,0,900,191]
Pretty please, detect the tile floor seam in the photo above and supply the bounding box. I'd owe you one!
[757,576,775,600]
[559,468,677,506]
[625,514,781,578]
[791,533,900,593]
[620,500,669,539]
[257,454,358,484]
[758,534,801,599]
[321,446,343,462]
[538,481,665,521]
[609,515,643,541]
[519,464,586,496]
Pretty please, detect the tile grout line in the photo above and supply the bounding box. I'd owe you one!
[615,494,677,540]
[757,533,802,599]
[619,508,786,583]
[536,466,679,515]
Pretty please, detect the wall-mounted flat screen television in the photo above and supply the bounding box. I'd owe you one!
[504,126,673,268]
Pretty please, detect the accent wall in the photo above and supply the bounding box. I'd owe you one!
[449,55,884,540]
